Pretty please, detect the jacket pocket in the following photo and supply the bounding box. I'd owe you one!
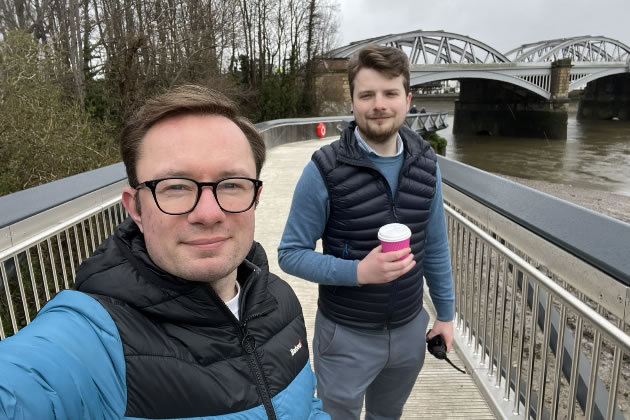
[341,243,349,259]
[315,312,341,357]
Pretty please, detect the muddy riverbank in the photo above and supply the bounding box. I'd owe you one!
[498,175,630,224]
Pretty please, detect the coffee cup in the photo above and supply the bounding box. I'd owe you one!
[378,223,412,259]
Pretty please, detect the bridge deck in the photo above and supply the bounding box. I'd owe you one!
[254,137,495,419]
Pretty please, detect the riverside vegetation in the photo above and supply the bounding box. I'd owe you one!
[425,132,448,155]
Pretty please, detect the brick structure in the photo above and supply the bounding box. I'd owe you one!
[550,58,572,98]
[549,58,572,112]
[313,58,351,116]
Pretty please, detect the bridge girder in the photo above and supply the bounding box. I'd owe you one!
[331,31,630,66]
[409,67,552,99]
[505,36,630,63]
[569,63,630,91]
[327,30,509,64]
[327,31,630,99]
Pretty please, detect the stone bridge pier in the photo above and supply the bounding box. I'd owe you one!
[453,59,572,139]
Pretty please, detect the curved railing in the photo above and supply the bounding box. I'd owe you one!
[439,157,630,419]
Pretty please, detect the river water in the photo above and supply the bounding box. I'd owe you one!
[422,99,630,197]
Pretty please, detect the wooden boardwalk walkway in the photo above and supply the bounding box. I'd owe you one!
[254,137,496,419]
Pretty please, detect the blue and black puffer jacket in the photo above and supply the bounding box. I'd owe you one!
[0,218,327,419]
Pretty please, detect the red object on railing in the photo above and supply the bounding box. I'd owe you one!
[316,123,326,138]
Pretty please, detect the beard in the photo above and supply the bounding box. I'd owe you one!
[358,116,401,145]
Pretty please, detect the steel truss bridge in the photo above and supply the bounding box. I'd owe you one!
[328,30,630,99]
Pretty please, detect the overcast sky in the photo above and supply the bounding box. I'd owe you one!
[335,0,629,54]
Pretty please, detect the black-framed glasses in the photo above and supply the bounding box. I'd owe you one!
[135,177,263,215]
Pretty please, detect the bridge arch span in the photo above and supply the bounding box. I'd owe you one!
[328,30,509,64]
[505,36,630,63]
[569,66,630,91]
[409,71,551,99]
[320,31,630,130]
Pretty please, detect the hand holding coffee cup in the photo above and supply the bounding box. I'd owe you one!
[357,223,415,285]
[378,223,412,260]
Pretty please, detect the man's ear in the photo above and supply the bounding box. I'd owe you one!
[406,92,412,108]
[122,186,144,232]
[254,184,263,208]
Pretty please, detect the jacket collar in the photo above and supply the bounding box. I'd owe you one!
[75,218,274,326]
[337,121,426,165]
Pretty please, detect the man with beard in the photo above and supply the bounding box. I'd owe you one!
[0,85,328,420]
[278,45,455,420]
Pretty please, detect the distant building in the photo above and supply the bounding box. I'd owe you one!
[415,80,460,95]
[416,81,443,94]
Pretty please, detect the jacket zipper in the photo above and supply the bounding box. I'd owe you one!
[240,309,277,420]
[207,271,278,420]
[371,167,399,221]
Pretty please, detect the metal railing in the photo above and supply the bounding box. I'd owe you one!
[0,182,127,339]
[443,183,630,420]
[403,112,449,133]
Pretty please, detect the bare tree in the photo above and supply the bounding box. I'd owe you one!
[0,0,341,119]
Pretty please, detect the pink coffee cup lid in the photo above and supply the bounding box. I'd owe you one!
[378,223,411,243]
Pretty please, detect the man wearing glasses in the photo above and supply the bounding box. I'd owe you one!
[0,85,329,419]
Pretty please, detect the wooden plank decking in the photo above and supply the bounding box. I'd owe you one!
[254,137,496,419]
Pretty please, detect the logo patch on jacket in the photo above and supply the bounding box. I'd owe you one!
[290,339,303,356]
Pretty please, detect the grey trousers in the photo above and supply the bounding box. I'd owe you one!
[313,308,430,420]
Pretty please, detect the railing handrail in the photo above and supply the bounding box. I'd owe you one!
[0,119,329,231]
[447,204,630,352]
[442,187,629,419]
[437,155,630,286]
[0,195,122,263]
[0,163,127,229]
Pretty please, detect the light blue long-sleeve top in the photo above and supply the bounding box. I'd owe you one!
[278,129,455,321]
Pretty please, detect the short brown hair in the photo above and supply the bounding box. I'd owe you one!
[347,45,410,98]
[120,85,266,187]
